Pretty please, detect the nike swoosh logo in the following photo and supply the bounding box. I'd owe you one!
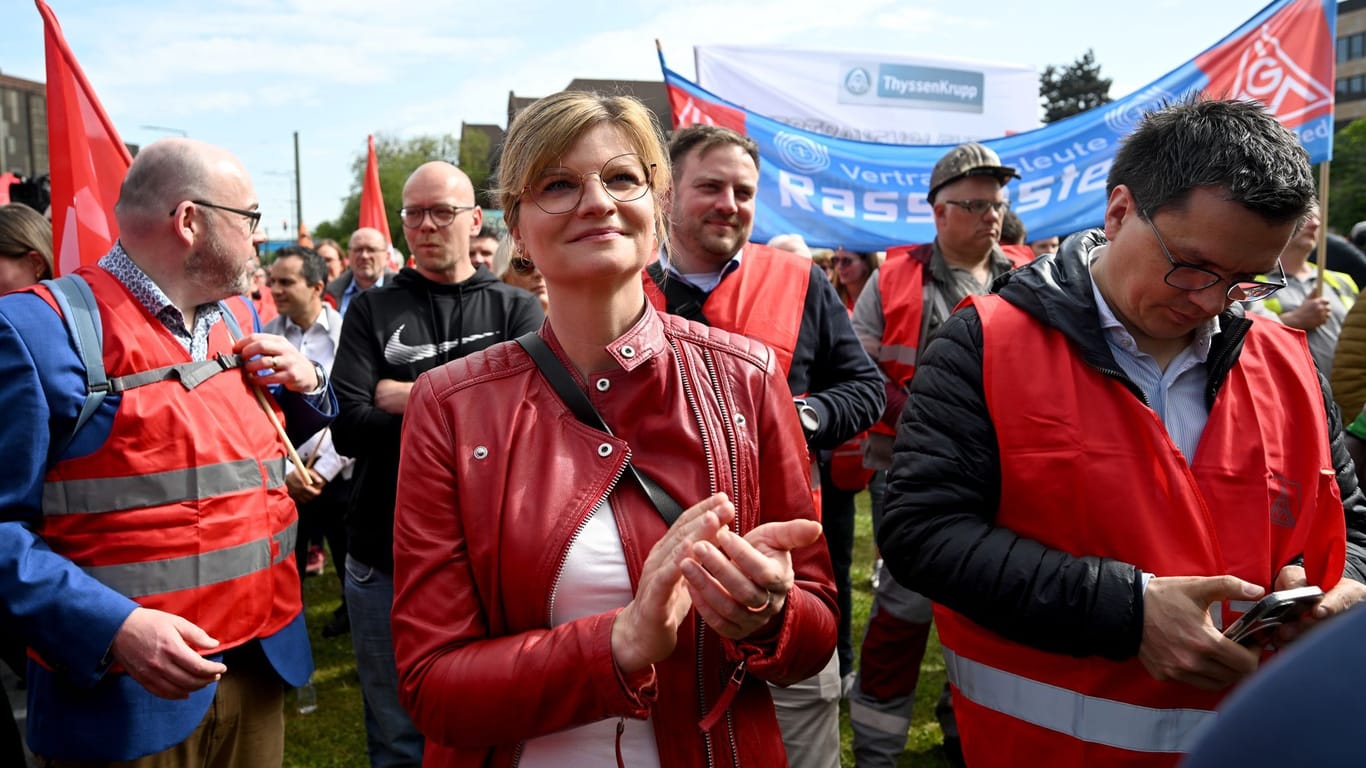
[383,324,499,365]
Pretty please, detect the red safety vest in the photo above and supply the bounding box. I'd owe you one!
[870,243,1030,437]
[1000,243,1035,265]
[936,294,1346,767]
[644,243,820,505]
[645,243,809,376]
[829,295,875,492]
[36,267,302,657]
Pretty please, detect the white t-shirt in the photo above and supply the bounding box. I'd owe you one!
[517,499,660,767]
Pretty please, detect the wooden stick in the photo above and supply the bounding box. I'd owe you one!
[224,322,313,486]
[1315,161,1330,298]
[305,427,329,470]
[251,385,314,486]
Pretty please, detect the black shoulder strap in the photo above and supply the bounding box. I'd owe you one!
[645,261,711,326]
[515,332,683,526]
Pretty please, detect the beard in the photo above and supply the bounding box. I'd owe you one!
[186,225,252,300]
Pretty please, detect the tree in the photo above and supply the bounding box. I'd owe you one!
[1328,120,1366,236]
[313,133,460,249]
[1040,49,1113,124]
[458,129,495,210]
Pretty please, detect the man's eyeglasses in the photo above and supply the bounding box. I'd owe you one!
[172,200,261,235]
[942,199,1009,216]
[1142,209,1285,302]
[521,153,654,215]
[399,205,477,229]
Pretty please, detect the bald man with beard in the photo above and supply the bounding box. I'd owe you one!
[0,138,335,765]
[329,162,543,766]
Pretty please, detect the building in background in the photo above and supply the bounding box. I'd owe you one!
[1338,0,1366,127]
[0,70,47,179]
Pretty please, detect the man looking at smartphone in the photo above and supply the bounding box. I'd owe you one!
[877,98,1366,768]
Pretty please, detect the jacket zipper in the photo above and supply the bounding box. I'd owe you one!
[670,338,718,493]
[1203,318,1250,406]
[699,347,743,765]
[669,337,720,768]
[547,457,630,625]
[514,456,630,767]
[696,619,715,768]
[1094,364,1151,407]
[700,348,741,525]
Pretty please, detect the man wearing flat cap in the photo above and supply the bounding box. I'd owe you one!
[848,141,1029,767]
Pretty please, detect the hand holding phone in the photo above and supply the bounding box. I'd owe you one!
[1222,586,1324,647]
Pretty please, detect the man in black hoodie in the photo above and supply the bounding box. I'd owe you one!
[331,162,543,767]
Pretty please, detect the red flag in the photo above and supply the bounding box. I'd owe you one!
[37,0,132,276]
[1196,0,1336,135]
[359,135,391,246]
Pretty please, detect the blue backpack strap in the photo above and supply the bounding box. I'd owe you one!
[218,300,245,341]
[217,295,260,341]
[42,274,109,457]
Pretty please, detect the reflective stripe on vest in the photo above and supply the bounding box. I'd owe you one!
[82,520,298,598]
[1260,270,1357,315]
[877,343,917,366]
[877,245,930,388]
[43,457,287,516]
[943,648,1215,754]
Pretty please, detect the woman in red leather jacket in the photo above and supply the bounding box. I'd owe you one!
[391,92,838,767]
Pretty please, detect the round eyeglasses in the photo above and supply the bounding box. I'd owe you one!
[1142,208,1286,302]
[520,153,654,215]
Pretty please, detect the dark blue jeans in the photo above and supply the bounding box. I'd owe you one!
[345,555,424,768]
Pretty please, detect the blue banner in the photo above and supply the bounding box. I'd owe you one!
[662,0,1335,250]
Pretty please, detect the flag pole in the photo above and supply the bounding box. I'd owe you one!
[1315,161,1330,297]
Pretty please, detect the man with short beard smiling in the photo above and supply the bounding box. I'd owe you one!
[0,138,335,765]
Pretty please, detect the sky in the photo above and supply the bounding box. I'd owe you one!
[0,0,1278,243]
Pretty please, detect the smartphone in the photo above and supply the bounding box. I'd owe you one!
[1222,586,1324,647]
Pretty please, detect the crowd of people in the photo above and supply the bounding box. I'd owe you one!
[1,92,1366,768]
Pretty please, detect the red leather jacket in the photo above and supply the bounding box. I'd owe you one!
[392,307,838,768]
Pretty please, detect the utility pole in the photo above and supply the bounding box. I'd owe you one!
[293,131,303,238]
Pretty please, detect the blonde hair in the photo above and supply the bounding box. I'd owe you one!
[496,91,671,247]
[0,204,54,279]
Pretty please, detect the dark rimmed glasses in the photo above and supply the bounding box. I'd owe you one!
[1142,209,1285,302]
[521,153,654,215]
[398,205,478,229]
[942,199,1009,216]
[172,200,261,235]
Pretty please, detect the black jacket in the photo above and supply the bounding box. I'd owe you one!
[331,267,544,573]
[648,258,883,450]
[878,230,1366,661]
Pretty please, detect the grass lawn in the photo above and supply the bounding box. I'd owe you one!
[285,489,949,767]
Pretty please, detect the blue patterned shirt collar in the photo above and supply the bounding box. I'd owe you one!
[98,241,225,360]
